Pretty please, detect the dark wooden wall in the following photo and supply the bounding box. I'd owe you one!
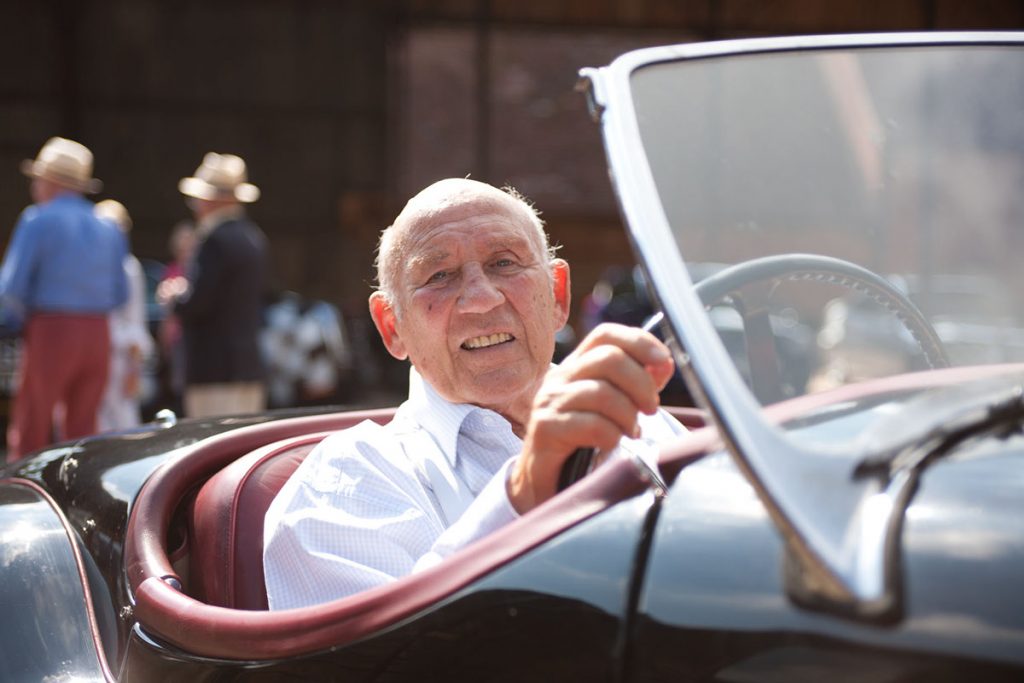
[0,0,1020,394]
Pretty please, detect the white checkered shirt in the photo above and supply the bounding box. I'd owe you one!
[263,367,685,610]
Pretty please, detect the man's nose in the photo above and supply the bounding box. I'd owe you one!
[457,264,504,312]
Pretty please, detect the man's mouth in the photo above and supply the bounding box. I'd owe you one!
[461,332,514,350]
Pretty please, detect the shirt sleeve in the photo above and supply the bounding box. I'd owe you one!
[412,457,520,573]
[263,422,447,610]
[0,209,40,322]
[644,407,689,439]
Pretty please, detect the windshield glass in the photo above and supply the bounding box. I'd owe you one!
[630,44,1024,411]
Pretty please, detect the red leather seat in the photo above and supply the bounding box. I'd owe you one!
[187,432,332,610]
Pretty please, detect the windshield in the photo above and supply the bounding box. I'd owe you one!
[629,43,1024,411]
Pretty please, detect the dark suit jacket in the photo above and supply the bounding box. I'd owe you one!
[175,215,269,385]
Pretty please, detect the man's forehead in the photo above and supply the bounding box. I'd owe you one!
[408,225,532,265]
[396,194,541,254]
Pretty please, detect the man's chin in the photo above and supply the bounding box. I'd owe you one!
[461,364,538,404]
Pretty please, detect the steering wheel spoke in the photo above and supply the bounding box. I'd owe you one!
[695,254,950,403]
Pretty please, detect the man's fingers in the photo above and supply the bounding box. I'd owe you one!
[551,413,630,455]
[647,356,676,392]
[523,409,631,482]
[560,342,671,415]
[513,322,677,513]
[534,378,642,439]
[570,322,671,366]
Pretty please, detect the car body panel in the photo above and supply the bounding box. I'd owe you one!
[121,493,656,680]
[0,409,337,676]
[636,441,1024,681]
[0,480,112,681]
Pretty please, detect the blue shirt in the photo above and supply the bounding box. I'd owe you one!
[0,194,129,325]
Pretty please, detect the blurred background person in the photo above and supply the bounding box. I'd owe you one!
[0,137,128,460]
[157,220,196,415]
[579,265,651,333]
[580,264,694,406]
[160,152,269,418]
[95,199,154,431]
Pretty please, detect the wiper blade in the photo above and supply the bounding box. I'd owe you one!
[854,375,1024,480]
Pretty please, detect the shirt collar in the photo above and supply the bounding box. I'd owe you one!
[399,363,561,467]
[401,367,473,468]
[400,366,511,468]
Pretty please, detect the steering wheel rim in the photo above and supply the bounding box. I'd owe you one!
[557,254,950,492]
[694,253,950,401]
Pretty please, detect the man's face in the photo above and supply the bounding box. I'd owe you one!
[371,189,570,422]
[30,177,62,204]
[186,196,234,221]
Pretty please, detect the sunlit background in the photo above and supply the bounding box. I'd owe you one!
[1,0,1020,416]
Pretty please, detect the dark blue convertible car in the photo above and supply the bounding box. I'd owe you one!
[2,32,1024,681]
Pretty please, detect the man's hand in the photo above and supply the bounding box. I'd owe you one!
[156,276,188,306]
[507,323,675,513]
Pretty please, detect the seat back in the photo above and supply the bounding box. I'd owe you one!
[188,432,330,610]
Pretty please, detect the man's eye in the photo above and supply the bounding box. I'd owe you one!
[494,258,515,268]
[427,270,449,284]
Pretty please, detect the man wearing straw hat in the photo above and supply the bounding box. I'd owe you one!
[0,137,129,460]
[161,152,269,418]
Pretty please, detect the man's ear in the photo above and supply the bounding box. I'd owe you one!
[550,258,571,328]
[369,291,408,360]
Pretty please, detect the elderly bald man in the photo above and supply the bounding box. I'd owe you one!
[264,178,683,609]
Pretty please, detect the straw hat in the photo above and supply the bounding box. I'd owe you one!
[95,199,132,233]
[20,137,103,194]
[178,152,260,203]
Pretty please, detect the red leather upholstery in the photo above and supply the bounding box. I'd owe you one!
[188,432,333,610]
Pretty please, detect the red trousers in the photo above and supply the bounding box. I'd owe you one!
[7,314,110,461]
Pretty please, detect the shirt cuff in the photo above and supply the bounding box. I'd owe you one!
[414,457,521,572]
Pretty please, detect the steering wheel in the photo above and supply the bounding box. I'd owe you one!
[556,253,950,492]
[694,253,950,403]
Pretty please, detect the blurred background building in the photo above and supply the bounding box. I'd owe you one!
[0,0,1021,410]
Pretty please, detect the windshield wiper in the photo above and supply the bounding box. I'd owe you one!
[854,375,1024,481]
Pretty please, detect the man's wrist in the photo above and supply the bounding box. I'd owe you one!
[506,458,536,515]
